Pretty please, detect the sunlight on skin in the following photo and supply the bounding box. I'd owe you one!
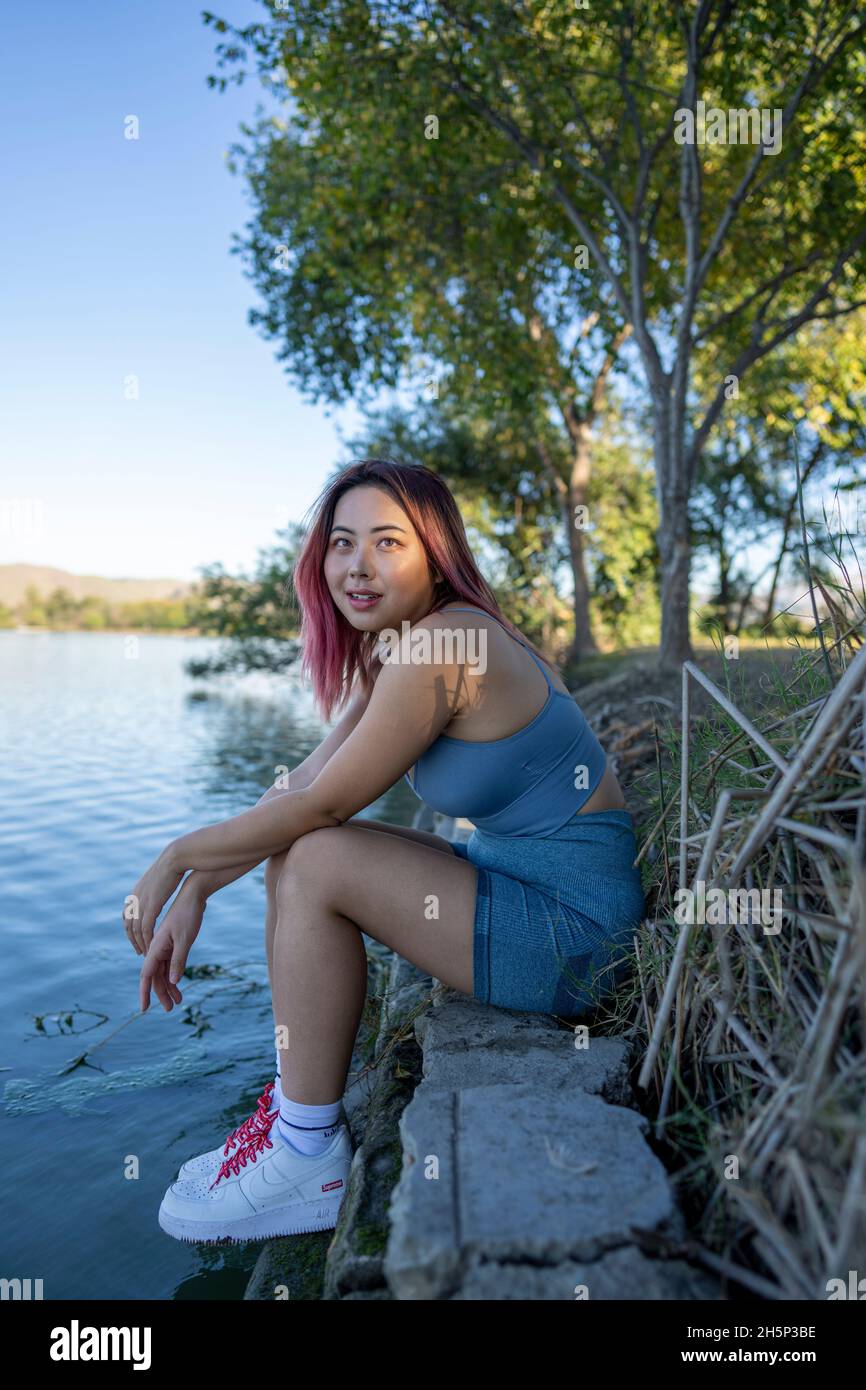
[323,482,444,646]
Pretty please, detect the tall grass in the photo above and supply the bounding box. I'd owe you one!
[604,510,865,1299]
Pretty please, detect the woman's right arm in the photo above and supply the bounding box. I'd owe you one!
[178,688,373,905]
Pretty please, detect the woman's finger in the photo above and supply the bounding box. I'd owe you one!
[156,957,181,1011]
[123,894,146,954]
[139,957,155,1013]
[125,919,144,956]
[152,964,170,1012]
[141,935,165,1009]
[150,944,172,1011]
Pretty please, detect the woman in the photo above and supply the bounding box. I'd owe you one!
[125,458,645,1245]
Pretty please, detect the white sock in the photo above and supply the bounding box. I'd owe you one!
[276,1094,343,1156]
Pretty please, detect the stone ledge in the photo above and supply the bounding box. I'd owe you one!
[451,1245,721,1300]
[385,1079,680,1299]
[416,992,636,1107]
[380,989,723,1301]
[319,953,436,1299]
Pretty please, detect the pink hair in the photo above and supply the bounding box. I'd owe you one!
[292,457,547,723]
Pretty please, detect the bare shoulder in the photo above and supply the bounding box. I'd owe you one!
[379,605,479,653]
[403,606,490,673]
[370,609,477,722]
[430,603,571,698]
[416,602,493,643]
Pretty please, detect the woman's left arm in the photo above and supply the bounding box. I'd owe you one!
[132,622,465,933]
[170,638,463,872]
[126,786,339,946]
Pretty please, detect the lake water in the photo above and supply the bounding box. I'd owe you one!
[0,631,419,1300]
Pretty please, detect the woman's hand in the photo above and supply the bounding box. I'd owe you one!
[139,885,206,1013]
[123,845,184,956]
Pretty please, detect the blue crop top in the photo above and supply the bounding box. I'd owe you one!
[403,606,607,836]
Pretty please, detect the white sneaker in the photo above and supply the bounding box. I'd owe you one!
[159,1120,354,1244]
[178,1080,278,1180]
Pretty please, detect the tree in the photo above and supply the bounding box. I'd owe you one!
[203,3,680,659]
[183,522,305,677]
[21,583,47,626]
[690,306,866,632]
[205,0,866,666]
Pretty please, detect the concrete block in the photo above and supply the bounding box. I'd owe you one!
[385,1081,682,1300]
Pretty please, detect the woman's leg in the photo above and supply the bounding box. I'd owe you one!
[270,824,477,1105]
[262,816,458,994]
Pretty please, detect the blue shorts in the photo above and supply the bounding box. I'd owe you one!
[450,808,645,1019]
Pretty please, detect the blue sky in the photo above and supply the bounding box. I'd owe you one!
[1,1,376,584]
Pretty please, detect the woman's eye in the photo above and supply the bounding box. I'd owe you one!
[331,535,399,549]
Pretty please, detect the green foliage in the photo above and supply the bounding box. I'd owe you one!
[690,308,866,633]
[584,431,661,650]
[10,582,197,632]
[182,522,305,678]
[189,521,304,640]
[20,583,47,626]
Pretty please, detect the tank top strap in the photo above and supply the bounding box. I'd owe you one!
[436,605,555,691]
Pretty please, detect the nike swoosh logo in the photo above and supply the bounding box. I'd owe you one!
[245,1150,333,1206]
[245,1162,304,1206]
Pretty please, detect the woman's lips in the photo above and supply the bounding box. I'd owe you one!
[346,591,383,610]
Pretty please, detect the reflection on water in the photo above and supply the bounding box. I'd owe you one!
[0,632,418,1299]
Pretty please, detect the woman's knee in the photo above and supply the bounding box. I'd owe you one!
[274,828,341,904]
[264,847,290,897]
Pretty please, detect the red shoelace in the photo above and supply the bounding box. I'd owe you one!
[210,1122,277,1189]
[218,1081,278,1161]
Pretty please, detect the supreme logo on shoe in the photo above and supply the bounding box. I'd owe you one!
[322,1178,344,1192]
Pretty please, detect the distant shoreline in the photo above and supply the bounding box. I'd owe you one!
[0,625,207,636]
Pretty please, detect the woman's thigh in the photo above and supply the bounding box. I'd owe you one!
[265,817,455,889]
[277,824,477,996]
[345,815,459,855]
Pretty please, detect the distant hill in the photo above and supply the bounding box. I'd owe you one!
[0,564,200,606]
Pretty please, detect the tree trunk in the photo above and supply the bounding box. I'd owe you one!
[658,520,693,666]
[654,399,694,668]
[566,423,598,658]
[717,539,731,632]
[762,540,788,628]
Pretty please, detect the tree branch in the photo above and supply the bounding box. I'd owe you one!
[694,11,865,295]
[685,221,866,483]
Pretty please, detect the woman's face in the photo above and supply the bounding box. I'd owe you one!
[324,484,439,633]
